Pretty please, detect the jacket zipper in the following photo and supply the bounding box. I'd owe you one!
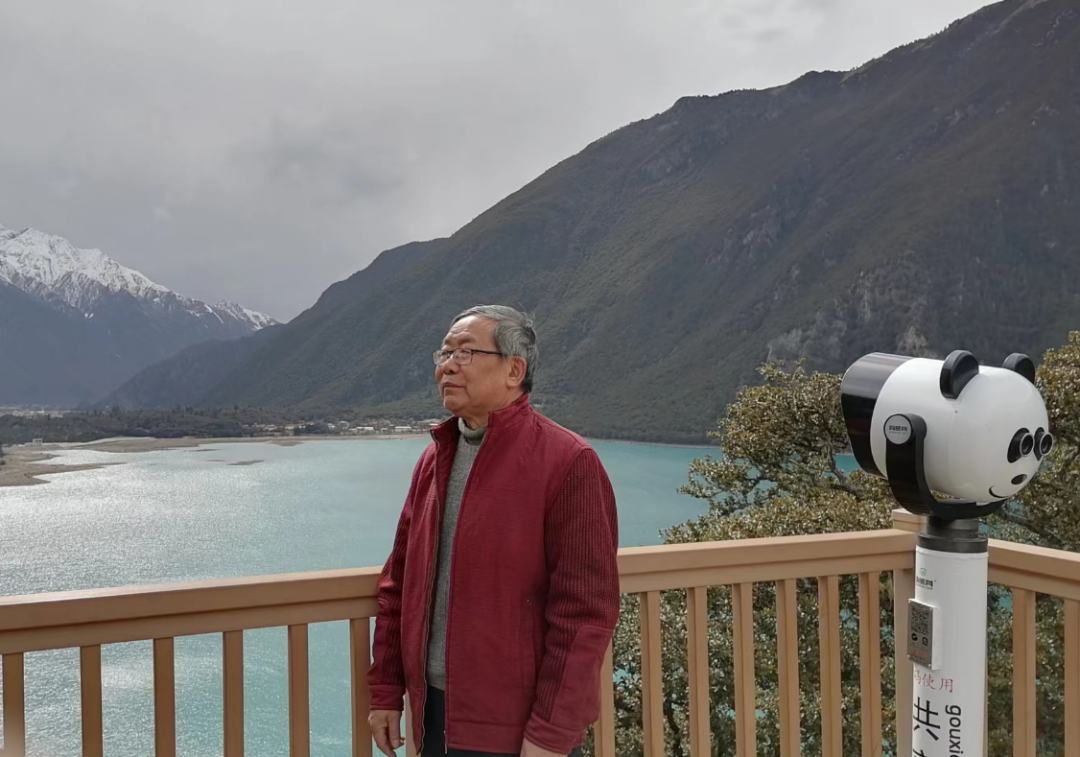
[416,448,444,755]
[442,427,489,754]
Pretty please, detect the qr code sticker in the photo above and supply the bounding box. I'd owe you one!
[911,602,931,638]
[908,600,934,665]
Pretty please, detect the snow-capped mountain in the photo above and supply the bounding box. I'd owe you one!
[0,221,278,407]
[0,223,275,330]
[211,299,277,330]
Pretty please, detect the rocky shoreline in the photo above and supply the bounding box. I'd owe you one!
[0,433,429,487]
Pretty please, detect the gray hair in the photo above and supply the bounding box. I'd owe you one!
[452,305,538,393]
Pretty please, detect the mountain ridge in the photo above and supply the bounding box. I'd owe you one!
[98,238,446,409]
[92,0,1080,442]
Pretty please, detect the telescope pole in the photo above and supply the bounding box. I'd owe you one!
[908,517,987,757]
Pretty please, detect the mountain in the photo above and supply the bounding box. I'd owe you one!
[98,238,444,409]
[135,0,1080,442]
[0,279,121,405]
[93,325,285,409]
[0,224,276,406]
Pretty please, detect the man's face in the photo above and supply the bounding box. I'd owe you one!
[436,316,521,421]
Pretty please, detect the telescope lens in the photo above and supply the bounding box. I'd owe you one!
[1041,432,1055,457]
[1009,429,1034,462]
[1021,433,1034,456]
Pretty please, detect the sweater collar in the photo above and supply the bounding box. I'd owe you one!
[458,416,486,445]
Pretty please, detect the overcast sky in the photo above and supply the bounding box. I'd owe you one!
[0,0,992,321]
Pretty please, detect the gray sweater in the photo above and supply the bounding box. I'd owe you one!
[426,417,486,689]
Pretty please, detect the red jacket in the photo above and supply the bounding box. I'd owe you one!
[368,395,620,754]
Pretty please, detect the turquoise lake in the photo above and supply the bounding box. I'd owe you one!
[0,437,716,757]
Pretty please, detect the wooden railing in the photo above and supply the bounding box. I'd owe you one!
[0,568,387,757]
[602,527,916,757]
[0,512,1077,757]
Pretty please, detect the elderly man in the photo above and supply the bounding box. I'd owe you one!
[367,305,621,757]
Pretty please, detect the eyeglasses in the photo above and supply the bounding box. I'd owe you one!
[432,347,505,366]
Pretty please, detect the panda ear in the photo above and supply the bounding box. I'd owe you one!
[1003,353,1036,384]
[940,350,980,399]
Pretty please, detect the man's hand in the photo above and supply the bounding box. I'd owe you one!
[369,709,403,756]
[520,737,566,757]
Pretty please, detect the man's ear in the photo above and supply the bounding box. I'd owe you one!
[507,356,527,387]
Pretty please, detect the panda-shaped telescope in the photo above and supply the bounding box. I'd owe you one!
[840,349,1053,757]
[841,349,1052,517]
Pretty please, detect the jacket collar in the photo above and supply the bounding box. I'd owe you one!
[430,393,532,446]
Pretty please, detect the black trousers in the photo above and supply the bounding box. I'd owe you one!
[420,686,583,757]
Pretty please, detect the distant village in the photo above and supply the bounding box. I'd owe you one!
[0,405,446,445]
[246,418,444,437]
[0,407,70,418]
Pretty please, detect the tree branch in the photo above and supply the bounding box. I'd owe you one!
[995,508,1066,549]
[664,694,685,757]
[827,456,860,497]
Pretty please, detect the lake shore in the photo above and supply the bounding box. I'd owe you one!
[0,433,431,487]
[0,449,124,487]
[0,431,712,488]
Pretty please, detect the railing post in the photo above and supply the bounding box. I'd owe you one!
[892,567,915,757]
[1012,588,1036,757]
[890,508,923,534]
[732,583,757,757]
[350,620,372,757]
[154,638,176,757]
[82,645,105,757]
[224,630,245,757]
[686,586,712,757]
[594,642,617,757]
[776,579,800,757]
[892,508,918,757]
[818,576,842,757]
[639,591,665,757]
[1066,601,1080,757]
[288,624,310,757]
[858,573,882,757]
[2,652,26,757]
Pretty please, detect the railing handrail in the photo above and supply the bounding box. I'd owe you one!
[991,538,1080,576]
[0,567,382,635]
[618,528,915,592]
[618,527,913,569]
[13,524,1078,647]
[0,529,914,641]
[991,541,1080,601]
[0,528,919,663]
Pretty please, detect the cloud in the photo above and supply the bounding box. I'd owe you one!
[0,0,993,320]
[44,176,80,200]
